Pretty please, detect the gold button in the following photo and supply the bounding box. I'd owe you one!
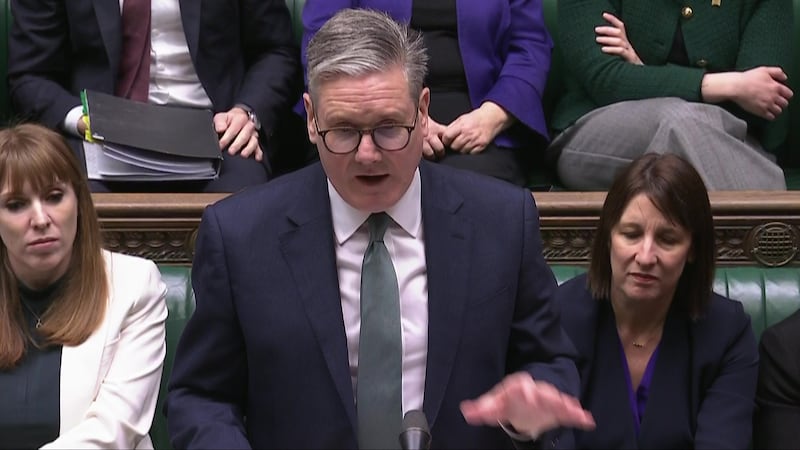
[681,6,694,18]
[696,59,708,68]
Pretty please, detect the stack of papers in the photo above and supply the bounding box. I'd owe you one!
[82,90,222,181]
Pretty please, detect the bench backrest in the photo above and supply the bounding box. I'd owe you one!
[148,263,800,449]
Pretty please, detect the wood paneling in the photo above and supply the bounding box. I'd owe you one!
[94,191,800,267]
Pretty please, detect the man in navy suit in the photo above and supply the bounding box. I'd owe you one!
[8,0,300,192]
[166,8,594,448]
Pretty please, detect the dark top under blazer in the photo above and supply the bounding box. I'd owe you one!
[300,0,553,146]
[166,161,579,449]
[8,0,300,135]
[555,274,759,449]
[754,308,800,449]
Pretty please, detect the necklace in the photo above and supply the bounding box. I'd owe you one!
[630,328,662,348]
[20,300,44,329]
[622,321,665,349]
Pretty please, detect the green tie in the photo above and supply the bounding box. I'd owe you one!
[357,213,402,449]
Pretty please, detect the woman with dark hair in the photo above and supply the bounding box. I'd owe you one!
[555,153,758,448]
[0,123,167,448]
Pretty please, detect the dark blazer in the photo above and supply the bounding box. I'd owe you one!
[555,274,759,449]
[754,308,800,449]
[8,0,300,136]
[166,161,579,449]
[300,0,553,146]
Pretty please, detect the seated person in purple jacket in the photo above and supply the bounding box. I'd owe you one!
[300,0,552,187]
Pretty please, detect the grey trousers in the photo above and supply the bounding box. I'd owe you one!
[548,98,787,190]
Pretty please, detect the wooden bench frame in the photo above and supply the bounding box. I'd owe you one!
[94,191,800,267]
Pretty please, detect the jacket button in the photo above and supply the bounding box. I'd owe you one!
[697,59,708,68]
[682,6,694,18]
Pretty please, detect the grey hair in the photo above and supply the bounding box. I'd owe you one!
[306,8,428,104]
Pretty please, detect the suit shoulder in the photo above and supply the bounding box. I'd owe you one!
[554,273,592,302]
[103,251,166,309]
[208,163,325,218]
[706,292,750,323]
[553,274,597,319]
[422,162,532,212]
[762,308,800,344]
[435,163,527,195]
[103,250,159,276]
[694,292,754,344]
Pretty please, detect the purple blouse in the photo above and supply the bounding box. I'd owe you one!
[618,339,661,436]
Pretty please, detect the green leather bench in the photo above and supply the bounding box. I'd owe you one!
[149,264,800,450]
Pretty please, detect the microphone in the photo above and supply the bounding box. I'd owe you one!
[399,410,431,450]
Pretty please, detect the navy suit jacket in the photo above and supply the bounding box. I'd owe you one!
[754,308,800,449]
[555,274,759,449]
[8,0,300,135]
[166,161,580,449]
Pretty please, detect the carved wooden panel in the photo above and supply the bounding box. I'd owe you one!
[95,193,222,265]
[94,191,800,267]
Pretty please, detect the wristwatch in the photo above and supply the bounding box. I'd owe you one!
[236,103,261,131]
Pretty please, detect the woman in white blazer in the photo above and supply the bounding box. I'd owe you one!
[0,123,167,449]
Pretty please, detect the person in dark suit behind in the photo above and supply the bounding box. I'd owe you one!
[464,153,759,448]
[754,308,800,449]
[8,0,301,192]
[166,8,594,449]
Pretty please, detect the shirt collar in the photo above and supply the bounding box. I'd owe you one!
[329,168,422,245]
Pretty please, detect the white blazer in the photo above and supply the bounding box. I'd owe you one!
[41,251,167,449]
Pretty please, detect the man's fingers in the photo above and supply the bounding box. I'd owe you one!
[238,135,261,160]
[253,143,264,162]
[213,113,229,134]
[218,126,238,150]
[555,400,596,430]
[226,122,256,155]
[459,398,500,425]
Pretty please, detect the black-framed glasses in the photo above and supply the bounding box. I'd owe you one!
[313,111,418,154]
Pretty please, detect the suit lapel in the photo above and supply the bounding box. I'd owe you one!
[278,168,357,435]
[418,164,472,427]
[92,0,122,76]
[60,329,107,433]
[58,253,116,433]
[583,305,639,448]
[179,0,201,63]
[638,310,692,446]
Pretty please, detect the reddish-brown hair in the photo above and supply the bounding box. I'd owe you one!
[0,124,108,368]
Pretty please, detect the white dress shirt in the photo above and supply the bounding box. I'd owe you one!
[64,0,212,135]
[328,169,429,414]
